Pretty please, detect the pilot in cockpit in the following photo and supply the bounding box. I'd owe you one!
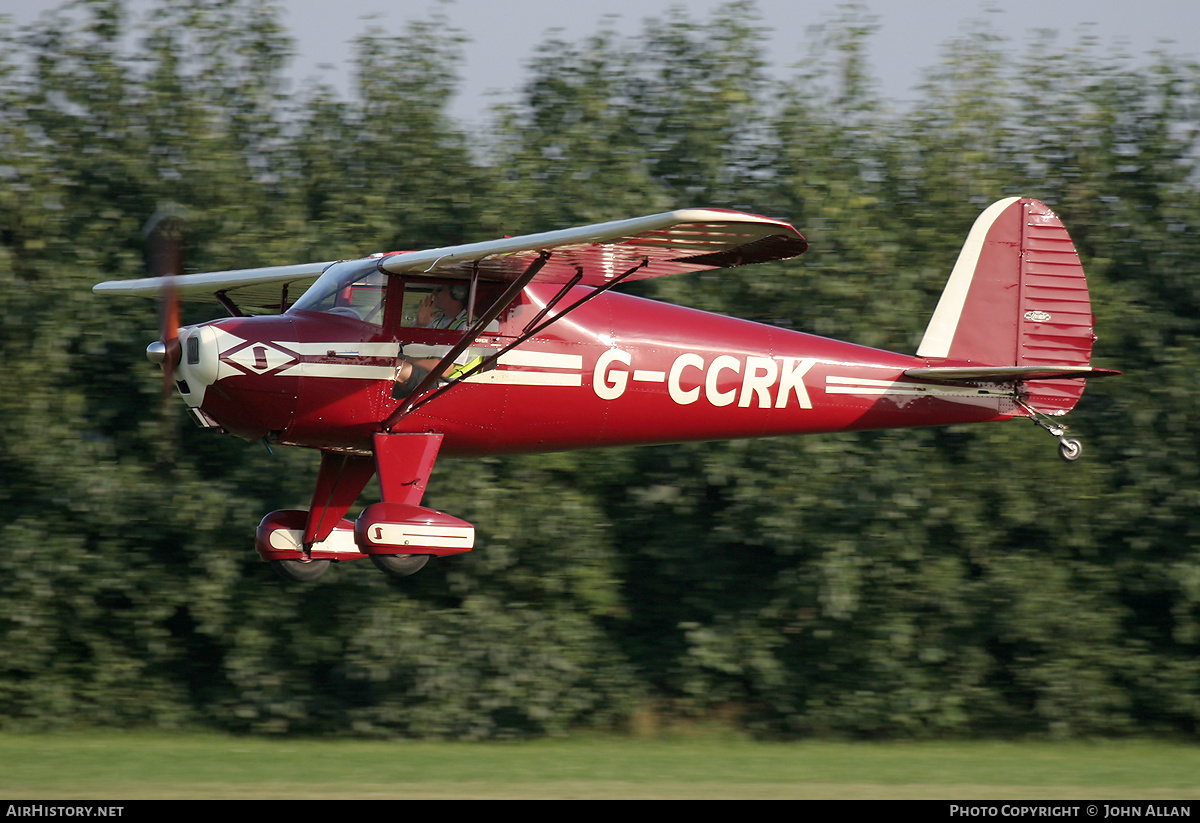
[416,284,468,330]
[393,283,476,398]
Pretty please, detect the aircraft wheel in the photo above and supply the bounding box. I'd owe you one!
[370,553,430,579]
[270,558,331,582]
[1058,438,1083,462]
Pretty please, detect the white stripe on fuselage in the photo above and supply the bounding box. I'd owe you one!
[463,371,583,387]
[211,329,1012,411]
[213,328,583,386]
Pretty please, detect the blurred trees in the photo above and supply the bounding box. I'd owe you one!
[0,0,1198,739]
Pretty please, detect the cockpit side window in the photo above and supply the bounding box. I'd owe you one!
[293,261,523,336]
[400,280,468,329]
[399,279,508,334]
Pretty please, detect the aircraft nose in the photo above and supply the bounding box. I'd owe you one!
[172,326,220,404]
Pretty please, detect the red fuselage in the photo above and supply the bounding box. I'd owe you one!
[176,282,1016,457]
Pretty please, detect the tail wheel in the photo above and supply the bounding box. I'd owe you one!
[370,554,430,579]
[1019,400,1085,464]
[270,558,331,582]
[1058,438,1083,462]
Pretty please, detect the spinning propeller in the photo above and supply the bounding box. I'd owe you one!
[142,205,186,394]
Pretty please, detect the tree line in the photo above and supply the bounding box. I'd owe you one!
[1,0,1198,739]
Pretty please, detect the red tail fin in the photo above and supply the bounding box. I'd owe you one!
[916,197,1097,414]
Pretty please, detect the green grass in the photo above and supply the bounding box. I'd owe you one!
[1,732,1198,799]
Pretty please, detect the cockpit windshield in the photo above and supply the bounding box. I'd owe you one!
[290,259,386,323]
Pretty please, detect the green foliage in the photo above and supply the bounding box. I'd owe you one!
[1,0,1198,741]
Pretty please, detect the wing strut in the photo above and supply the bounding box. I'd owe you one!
[521,266,584,334]
[381,251,553,429]
[384,256,649,427]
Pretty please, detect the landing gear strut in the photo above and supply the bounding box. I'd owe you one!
[1018,399,1084,462]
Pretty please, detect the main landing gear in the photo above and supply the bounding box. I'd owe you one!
[257,435,474,582]
[257,509,460,583]
[270,558,333,583]
[369,553,430,578]
[268,554,429,582]
[257,503,471,583]
[1018,400,1084,463]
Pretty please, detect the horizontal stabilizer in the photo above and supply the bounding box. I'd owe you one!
[905,365,1121,382]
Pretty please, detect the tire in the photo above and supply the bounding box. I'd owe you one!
[270,558,331,582]
[1059,438,1083,462]
[370,553,430,579]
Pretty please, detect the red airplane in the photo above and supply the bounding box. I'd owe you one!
[94,197,1117,581]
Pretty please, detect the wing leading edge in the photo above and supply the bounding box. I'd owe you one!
[92,260,337,314]
[92,209,808,310]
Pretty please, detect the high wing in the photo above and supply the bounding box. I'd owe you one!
[92,260,337,314]
[92,209,807,311]
[377,208,808,285]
